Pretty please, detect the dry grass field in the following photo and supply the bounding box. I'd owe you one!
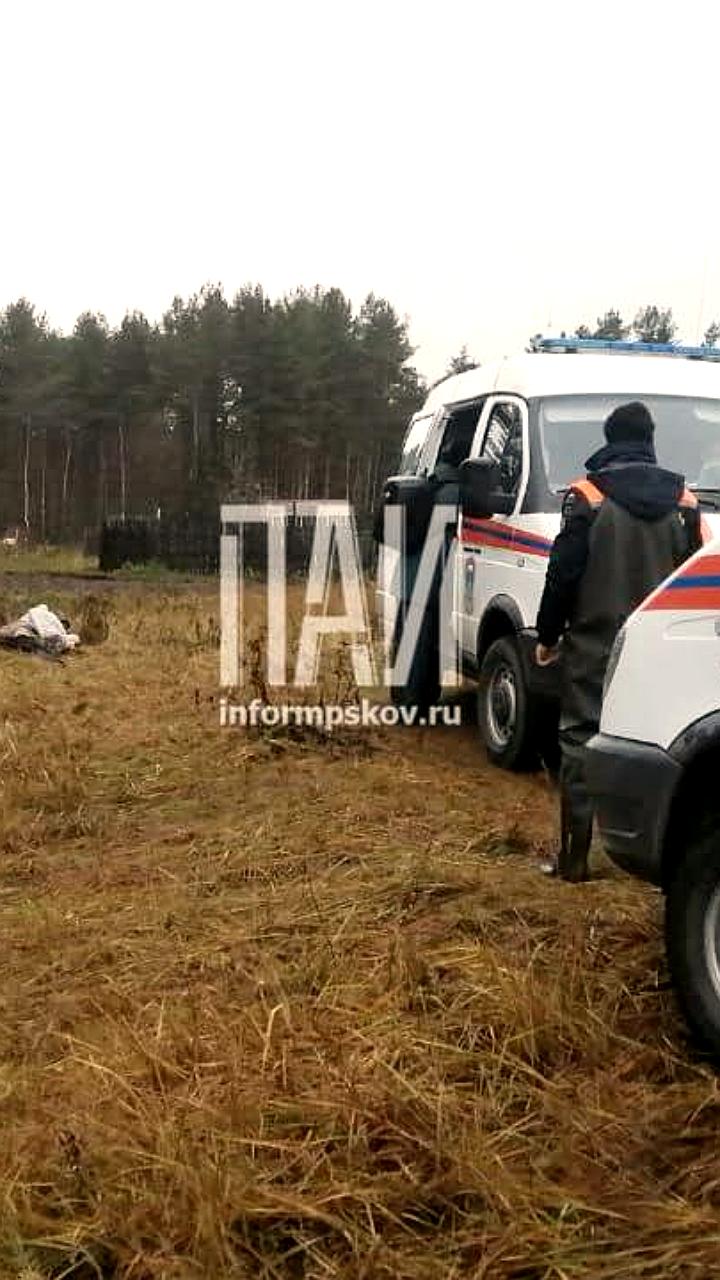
[1,572,719,1278]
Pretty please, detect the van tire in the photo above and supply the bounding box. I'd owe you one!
[478,636,536,770]
[666,827,720,1057]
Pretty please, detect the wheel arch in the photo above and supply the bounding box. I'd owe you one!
[662,714,720,887]
[477,595,524,665]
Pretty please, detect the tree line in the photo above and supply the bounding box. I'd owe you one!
[0,286,425,542]
[5,294,714,545]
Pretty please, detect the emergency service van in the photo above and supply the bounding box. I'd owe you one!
[376,337,720,768]
[586,535,720,1054]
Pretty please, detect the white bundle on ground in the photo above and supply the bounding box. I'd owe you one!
[0,604,80,655]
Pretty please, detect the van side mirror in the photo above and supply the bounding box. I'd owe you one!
[374,473,437,553]
[459,457,514,517]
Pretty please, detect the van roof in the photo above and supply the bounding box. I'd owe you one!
[423,351,720,412]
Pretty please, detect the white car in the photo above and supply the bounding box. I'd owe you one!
[377,337,720,768]
[586,535,720,1053]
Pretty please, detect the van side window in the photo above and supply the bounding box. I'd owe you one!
[483,403,523,497]
[433,400,484,481]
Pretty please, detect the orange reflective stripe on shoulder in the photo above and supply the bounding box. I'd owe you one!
[677,487,711,543]
[569,478,604,506]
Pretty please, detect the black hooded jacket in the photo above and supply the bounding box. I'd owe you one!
[584,439,692,519]
[536,440,702,656]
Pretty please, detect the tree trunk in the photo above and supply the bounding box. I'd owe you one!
[62,432,73,535]
[40,427,47,542]
[191,389,200,483]
[371,447,382,515]
[118,416,127,520]
[364,451,373,512]
[98,435,106,525]
[22,414,31,535]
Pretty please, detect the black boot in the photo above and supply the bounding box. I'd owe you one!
[557,792,592,882]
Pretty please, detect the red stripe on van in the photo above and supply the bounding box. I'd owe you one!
[460,517,552,558]
[645,585,720,611]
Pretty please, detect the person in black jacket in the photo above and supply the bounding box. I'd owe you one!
[535,401,702,881]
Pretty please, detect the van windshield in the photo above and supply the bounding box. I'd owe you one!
[538,394,720,492]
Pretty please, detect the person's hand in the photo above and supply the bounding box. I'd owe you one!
[535,642,560,667]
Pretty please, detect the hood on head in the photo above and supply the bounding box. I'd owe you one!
[583,438,686,520]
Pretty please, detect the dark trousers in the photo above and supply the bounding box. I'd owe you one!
[558,719,597,879]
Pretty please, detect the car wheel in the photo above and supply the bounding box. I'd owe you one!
[666,827,720,1056]
[478,635,537,770]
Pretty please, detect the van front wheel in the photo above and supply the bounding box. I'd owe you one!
[666,827,720,1057]
[478,636,536,770]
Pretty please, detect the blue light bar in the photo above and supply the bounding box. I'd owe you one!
[530,336,720,361]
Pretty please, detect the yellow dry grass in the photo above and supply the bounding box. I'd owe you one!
[0,546,98,578]
[0,578,718,1279]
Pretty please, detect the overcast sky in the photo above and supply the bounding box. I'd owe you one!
[3,0,720,381]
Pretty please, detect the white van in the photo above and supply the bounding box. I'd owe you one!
[377,337,720,768]
[585,534,720,1053]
